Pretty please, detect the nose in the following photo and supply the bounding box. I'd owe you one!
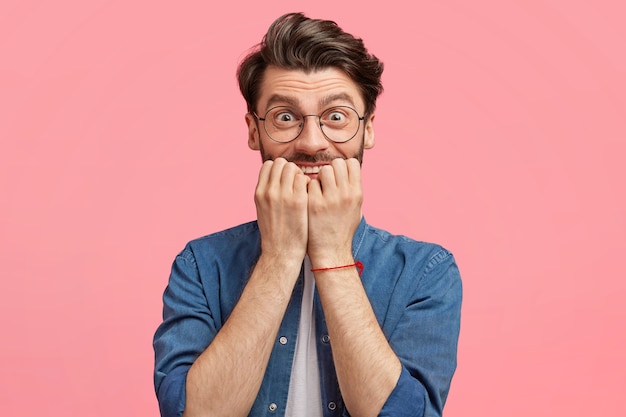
[293,115,330,155]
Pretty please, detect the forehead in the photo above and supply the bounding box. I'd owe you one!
[258,66,364,111]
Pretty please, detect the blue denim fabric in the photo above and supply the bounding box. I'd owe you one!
[153,217,462,417]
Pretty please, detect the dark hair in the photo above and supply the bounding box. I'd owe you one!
[237,12,384,117]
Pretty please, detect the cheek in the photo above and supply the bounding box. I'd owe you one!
[336,139,364,159]
[259,140,290,161]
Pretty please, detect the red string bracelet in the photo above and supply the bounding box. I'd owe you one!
[311,260,364,276]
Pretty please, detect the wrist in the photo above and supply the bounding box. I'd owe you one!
[257,251,304,275]
[308,250,354,270]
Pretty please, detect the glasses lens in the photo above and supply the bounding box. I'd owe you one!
[320,106,360,143]
[264,107,302,143]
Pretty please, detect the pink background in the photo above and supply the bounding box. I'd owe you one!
[1,1,624,415]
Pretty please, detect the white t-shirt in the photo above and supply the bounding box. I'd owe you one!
[284,256,323,416]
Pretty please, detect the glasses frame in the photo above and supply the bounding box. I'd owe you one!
[253,105,365,144]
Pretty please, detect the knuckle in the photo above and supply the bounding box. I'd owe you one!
[262,160,274,171]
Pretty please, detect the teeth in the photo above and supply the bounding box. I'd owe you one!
[299,165,322,174]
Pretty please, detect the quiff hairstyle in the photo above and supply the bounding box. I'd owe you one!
[237,12,384,117]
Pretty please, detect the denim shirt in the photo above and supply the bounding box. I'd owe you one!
[153,217,462,417]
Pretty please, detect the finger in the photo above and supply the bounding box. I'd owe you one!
[317,163,337,192]
[293,171,310,194]
[330,158,349,187]
[346,158,362,186]
[256,159,274,193]
[280,161,302,190]
[267,157,288,188]
[307,178,322,199]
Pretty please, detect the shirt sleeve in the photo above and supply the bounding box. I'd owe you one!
[153,246,218,417]
[156,366,187,417]
[379,248,463,417]
[376,366,427,417]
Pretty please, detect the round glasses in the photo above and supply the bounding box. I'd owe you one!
[254,106,365,143]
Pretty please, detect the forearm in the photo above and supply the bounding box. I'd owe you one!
[313,257,402,417]
[183,255,301,417]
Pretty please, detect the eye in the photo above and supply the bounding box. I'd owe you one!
[327,111,346,122]
[276,111,296,122]
[322,107,351,126]
[269,107,301,127]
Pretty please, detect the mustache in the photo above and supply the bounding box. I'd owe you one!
[266,152,337,163]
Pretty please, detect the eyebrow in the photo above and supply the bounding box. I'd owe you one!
[264,93,358,111]
[320,93,357,108]
[265,94,300,109]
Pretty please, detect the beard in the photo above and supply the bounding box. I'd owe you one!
[258,131,366,165]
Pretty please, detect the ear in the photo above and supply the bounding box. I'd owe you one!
[246,113,261,151]
[245,113,261,150]
[363,113,375,149]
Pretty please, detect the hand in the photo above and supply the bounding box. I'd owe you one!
[306,158,363,264]
[254,158,311,262]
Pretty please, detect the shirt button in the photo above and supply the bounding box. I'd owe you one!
[269,403,278,412]
[279,336,287,345]
[328,401,337,410]
[321,334,330,343]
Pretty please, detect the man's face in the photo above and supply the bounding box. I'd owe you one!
[245,66,375,179]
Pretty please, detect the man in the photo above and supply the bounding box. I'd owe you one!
[154,12,462,417]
